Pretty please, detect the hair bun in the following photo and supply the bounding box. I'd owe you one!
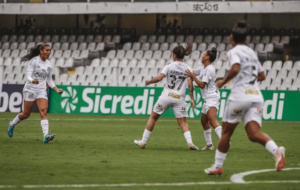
[211,47,217,53]
[237,20,248,28]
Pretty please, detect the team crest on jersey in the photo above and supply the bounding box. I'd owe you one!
[28,93,34,99]
[156,103,163,110]
[180,106,187,113]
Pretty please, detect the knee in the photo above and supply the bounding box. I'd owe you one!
[248,133,258,142]
[22,113,31,119]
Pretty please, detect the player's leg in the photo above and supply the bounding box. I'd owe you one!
[207,107,222,139]
[36,95,55,143]
[134,98,167,149]
[8,92,35,137]
[177,117,198,150]
[200,113,214,150]
[244,103,285,171]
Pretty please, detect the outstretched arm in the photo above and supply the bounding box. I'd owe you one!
[185,69,207,89]
[145,73,165,85]
[216,63,240,88]
[47,68,63,94]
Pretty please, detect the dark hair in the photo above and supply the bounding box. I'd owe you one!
[207,47,217,62]
[231,20,249,43]
[172,43,193,59]
[21,43,50,62]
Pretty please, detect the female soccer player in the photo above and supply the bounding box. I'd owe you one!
[185,47,222,150]
[205,21,285,175]
[134,44,199,150]
[7,44,63,143]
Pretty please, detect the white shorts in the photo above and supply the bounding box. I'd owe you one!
[23,91,48,102]
[153,97,188,118]
[222,100,263,127]
[202,98,220,114]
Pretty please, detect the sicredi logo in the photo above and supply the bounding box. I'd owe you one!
[61,87,78,113]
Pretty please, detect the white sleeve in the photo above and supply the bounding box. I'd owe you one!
[227,50,241,66]
[193,67,203,76]
[201,68,212,83]
[161,65,169,76]
[26,59,35,83]
[46,67,56,89]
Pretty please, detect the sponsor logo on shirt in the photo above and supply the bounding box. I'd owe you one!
[34,72,46,79]
[168,92,181,99]
[245,88,259,95]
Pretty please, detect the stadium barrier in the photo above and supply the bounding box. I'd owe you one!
[0,84,40,112]
[48,85,300,121]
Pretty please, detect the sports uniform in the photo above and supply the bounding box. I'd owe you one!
[222,44,264,126]
[153,61,192,118]
[194,65,220,114]
[23,56,55,101]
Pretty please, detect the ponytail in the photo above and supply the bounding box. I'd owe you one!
[207,47,217,62]
[172,43,193,59]
[21,43,50,62]
[231,20,249,43]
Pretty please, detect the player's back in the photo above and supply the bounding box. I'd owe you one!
[162,61,191,100]
[227,44,264,102]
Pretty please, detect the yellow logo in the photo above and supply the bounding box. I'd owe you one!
[168,92,181,99]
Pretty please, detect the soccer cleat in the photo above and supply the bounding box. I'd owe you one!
[188,143,199,150]
[7,122,14,138]
[134,140,146,149]
[204,165,223,175]
[201,144,214,150]
[275,146,286,171]
[43,133,56,144]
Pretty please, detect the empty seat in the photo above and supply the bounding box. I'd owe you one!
[11,50,19,58]
[270,78,282,89]
[80,50,89,59]
[90,74,105,86]
[78,42,87,51]
[62,50,71,59]
[267,69,277,79]
[162,50,172,60]
[59,73,68,84]
[112,35,121,43]
[124,50,134,60]
[280,36,290,44]
[207,43,217,51]
[26,42,35,49]
[146,59,156,68]
[150,43,160,51]
[185,35,194,44]
[70,42,78,51]
[222,36,230,44]
[277,69,288,79]
[95,42,105,51]
[71,50,80,59]
[166,35,175,43]
[263,60,272,70]
[60,42,69,51]
[292,61,300,71]
[213,35,222,43]
[176,35,185,43]
[254,43,264,53]
[131,67,140,75]
[148,35,157,43]
[279,78,293,90]
[141,43,150,51]
[12,57,21,66]
[137,59,147,68]
[14,74,24,84]
[157,35,165,43]
[4,73,15,84]
[4,65,14,74]
[271,36,280,44]
[194,35,203,44]
[9,35,17,42]
[246,35,251,43]
[1,35,9,42]
[120,67,131,75]
[51,35,60,43]
[119,59,128,68]
[68,35,77,43]
[194,60,202,68]
[139,35,148,43]
[34,35,43,43]
[261,36,270,44]
[52,42,61,50]
[2,49,11,58]
[197,43,207,51]
[140,67,149,76]
[156,59,166,69]
[90,58,100,67]
[226,44,233,51]
[159,43,169,51]
[123,42,132,51]
[100,58,110,68]
[103,35,111,43]
[61,58,73,69]
[55,58,65,67]
[282,60,293,70]
[106,50,116,59]
[110,58,119,67]
[143,50,153,60]
[217,43,226,52]
[133,50,144,60]
[259,78,272,90]
[19,50,28,58]
[219,51,227,61]
[152,50,162,60]
[216,69,226,79]
[203,35,213,44]
[94,35,103,43]
[72,74,86,85]
[115,50,125,60]
[290,78,300,90]
[102,67,113,76]
[169,43,178,51]
[251,36,261,44]
[263,43,274,53]
[10,42,18,50]
[42,35,51,43]
[214,59,223,70]
[186,59,194,68]
[190,51,200,61]
[54,50,62,58]
[132,42,141,51]
[222,60,231,70]
[65,74,78,85]
[272,60,283,70]
[60,35,68,43]
[77,35,85,43]
[82,74,97,86]
[75,66,85,75]
[93,67,103,75]
[4,57,13,66]
[85,35,94,43]
[248,43,255,49]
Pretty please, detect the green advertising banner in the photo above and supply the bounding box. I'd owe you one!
[49,85,300,121]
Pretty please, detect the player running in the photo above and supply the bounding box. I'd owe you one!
[7,44,63,143]
[185,47,222,150]
[204,20,285,175]
[134,44,199,150]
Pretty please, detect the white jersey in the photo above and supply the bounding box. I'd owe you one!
[160,61,192,100]
[194,64,220,101]
[23,56,54,93]
[227,44,264,102]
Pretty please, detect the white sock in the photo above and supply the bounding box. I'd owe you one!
[215,126,222,139]
[11,114,22,127]
[203,128,212,146]
[41,120,49,137]
[214,149,227,169]
[265,140,278,156]
[142,129,151,143]
[183,131,193,144]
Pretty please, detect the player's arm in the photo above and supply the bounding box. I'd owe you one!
[187,78,195,109]
[257,72,265,81]
[145,73,165,85]
[185,69,207,89]
[217,63,240,88]
[47,67,63,94]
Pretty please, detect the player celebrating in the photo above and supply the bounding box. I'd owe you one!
[205,20,285,175]
[134,44,199,150]
[7,44,63,143]
[185,47,222,150]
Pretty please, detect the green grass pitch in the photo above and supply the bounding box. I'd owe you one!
[0,112,300,190]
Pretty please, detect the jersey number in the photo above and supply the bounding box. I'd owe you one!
[249,66,257,84]
[168,75,186,91]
